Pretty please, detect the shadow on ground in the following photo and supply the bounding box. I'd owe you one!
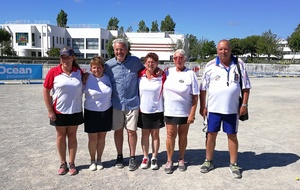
[77,149,299,172]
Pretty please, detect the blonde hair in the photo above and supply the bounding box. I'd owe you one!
[90,56,105,68]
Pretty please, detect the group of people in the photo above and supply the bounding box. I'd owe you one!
[43,38,251,179]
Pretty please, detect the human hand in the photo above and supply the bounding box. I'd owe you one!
[187,115,195,124]
[199,107,207,117]
[48,110,56,121]
[82,72,90,85]
[155,67,163,76]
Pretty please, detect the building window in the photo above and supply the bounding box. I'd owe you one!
[86,53,98,58]
[52,36,55,48]
[31,51,36,57]
[60,37,61,44]
[32,33,35,46]
[75,53,84,58]
[101,39,104,50]
[86,38,99,49]
[56,37,58,44]
[72,38,84,49]
[16,33,28,46]
[63,38,65,44]
[67,38,71,46]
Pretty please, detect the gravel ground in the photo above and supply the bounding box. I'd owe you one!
[0,77,299,190]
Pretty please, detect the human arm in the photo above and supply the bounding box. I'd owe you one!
[82,72,90,85]
[187,94,198,124]
[239,88,250,116]
[43,87,56,121]
[199,90,207,118]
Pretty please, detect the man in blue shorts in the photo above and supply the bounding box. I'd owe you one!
[199,39,251,179]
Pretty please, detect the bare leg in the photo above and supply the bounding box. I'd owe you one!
[127,129,137,157]
[114,128,124,155]
[67,125,78,164]
[56,126,67,163]
[166,124,177,162]
[88,133,98,161]
[150,129,160,158]
[96,132,107,161]
[228,134,238,163]
[141,129,150,158]
[205,132,218,161]
[178,124,189,160]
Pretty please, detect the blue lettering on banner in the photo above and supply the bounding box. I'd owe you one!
[0,64,42,80]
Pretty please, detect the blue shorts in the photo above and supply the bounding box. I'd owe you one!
[207,112,238,134]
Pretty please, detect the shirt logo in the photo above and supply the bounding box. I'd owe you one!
[214,75,221,81]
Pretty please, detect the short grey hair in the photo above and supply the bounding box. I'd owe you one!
[173,49,187,59]
[112,38,129,50]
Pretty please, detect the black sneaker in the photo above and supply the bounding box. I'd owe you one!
[128,157,137,171]
[115,155,124,169]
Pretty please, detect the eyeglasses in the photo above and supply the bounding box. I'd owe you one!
[173,56,184,60]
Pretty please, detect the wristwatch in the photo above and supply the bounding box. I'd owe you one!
[241,104,248,107]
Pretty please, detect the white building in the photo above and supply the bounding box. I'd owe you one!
[0,20,187,61]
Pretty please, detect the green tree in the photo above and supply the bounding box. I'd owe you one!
[186,34,199,60]
[137,20,149,32]
[56,9,68,27]
[107,17,119,30]
[106,37,131,59]
[160,15,176,33]
[126,26,133,32]
[287,29,300,52]
[257,30,281,60]
[294,24,300,32]
[0,28,12,56]
[240,35,260,61]
[119,26,125,37]
[106,37,116,58]
[47,47,60,57]
[151,21,159,32]
[229,38,243,55]
[198,38,216,59]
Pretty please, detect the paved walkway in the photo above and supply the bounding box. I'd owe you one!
[0,78,299,190]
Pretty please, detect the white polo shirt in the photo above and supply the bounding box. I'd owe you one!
[200,57,251,114]
[83,74,112,112]
[138,69,166,113]
[163,67,199,117]
[44,64,83,114]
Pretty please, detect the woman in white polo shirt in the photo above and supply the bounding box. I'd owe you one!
[43,48,84,176]
[163,49,199,174]
[83,56,112,171]
[138,52,166,170]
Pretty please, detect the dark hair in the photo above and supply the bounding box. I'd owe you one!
[144,52,159,63]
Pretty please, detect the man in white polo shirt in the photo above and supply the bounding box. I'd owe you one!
[199,39,251,179]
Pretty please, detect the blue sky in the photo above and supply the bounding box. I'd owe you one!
[1,0,299,43]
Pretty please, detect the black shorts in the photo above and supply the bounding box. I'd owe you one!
[50,112,84,126]
[137,112,165,129]
[164,116,188,125]
[84,107,113,133]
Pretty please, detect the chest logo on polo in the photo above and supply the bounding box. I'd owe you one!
[214,75,221,81]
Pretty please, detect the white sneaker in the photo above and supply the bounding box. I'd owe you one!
[140,157,149,169]
[89,161,97,171]
[97,161,104,170]
[151,158,159,170]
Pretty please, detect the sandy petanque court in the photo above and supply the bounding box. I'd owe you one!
[0,77,299,190]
